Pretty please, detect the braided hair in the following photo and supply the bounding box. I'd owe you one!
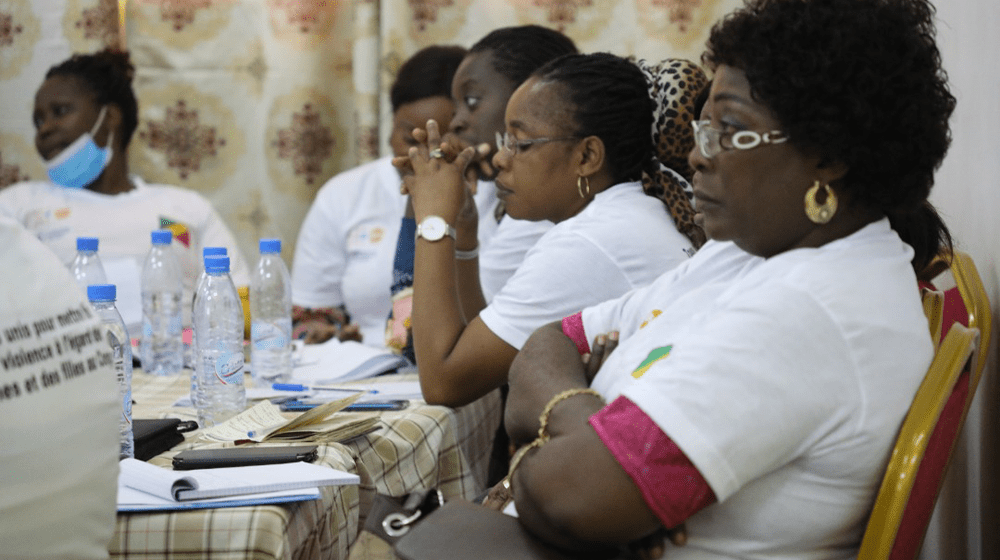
[470,25,578,86]
[46,49,139,149]
[390,45,467,113]
[532,53,652,184]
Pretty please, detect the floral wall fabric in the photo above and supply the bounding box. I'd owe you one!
[0,0,740,264]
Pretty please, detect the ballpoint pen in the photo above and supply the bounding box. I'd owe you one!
[271,383,377,394]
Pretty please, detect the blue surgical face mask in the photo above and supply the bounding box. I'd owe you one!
[45,106,113,189]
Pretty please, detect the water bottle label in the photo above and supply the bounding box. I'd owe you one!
[122,395,133,425]
[251,321,290,350]
[214,352,245,384]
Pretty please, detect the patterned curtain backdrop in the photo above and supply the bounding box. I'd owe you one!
[0,2,990,559]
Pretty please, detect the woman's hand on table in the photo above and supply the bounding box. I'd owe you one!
[295,320,363,345]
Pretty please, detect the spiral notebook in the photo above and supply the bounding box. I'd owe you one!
[117,457,359,510]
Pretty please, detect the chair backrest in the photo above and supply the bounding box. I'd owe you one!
[857,323,980,560]
[949,250,992,395]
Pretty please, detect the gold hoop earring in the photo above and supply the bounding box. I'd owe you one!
[804,181,837,224]
[577,176,591,199]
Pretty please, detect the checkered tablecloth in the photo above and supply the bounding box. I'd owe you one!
[111,371,501,560]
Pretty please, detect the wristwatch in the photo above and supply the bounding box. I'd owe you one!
[416,216,456,242]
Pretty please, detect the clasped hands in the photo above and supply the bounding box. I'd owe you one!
[391,120,491,229]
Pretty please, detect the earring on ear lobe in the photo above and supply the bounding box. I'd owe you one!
[804,180,838,224]
[577,175,591,199]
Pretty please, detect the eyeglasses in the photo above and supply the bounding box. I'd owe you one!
[495,131,579,155]
[691,119,787,159]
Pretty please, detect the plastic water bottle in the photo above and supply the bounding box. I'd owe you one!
[70,236,107,290]
[193,255,246,427]
[140,230,183,375]
[250,238,293,385]
[87,284,134,459]
[190,246,228,404]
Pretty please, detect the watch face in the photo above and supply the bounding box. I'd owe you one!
[418,216,450,241]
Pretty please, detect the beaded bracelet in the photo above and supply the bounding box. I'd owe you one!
[503,387,605,494]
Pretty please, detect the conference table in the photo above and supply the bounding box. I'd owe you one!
[109,369,502,560]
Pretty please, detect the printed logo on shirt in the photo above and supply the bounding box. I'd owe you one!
[159,217,191,247]
[639,309,663,329]
[347,224,387,256]
[54,207,71,219]
[631,345,672,379]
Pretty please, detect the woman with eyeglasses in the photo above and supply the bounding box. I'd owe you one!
[500,0,955,557]
[401,52,704,407]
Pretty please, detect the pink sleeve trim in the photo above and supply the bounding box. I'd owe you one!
[561,312,590,355]
[589,396,716,528]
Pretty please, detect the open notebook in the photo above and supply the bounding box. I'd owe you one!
[117,457,359,511]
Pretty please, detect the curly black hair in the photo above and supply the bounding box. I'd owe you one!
[532,53,654,183]
[470,25,578,86]
[704,0,955,273]
[46,48,139,150]
[390,45,467,113]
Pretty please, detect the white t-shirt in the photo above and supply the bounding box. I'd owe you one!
[584,220,932,560]
[291,159,504,346]
[478,206,553,303]
[480,181,693,349]
[0,216,119,560]
[0,177,250,330]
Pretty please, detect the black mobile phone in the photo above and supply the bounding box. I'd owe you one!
[171,445,319,470]
[279,399,409,412]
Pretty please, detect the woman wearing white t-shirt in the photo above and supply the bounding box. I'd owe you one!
[401,53,705,407]
[0,49,249,330]
[501,1,957,557]
[290,45,471,346]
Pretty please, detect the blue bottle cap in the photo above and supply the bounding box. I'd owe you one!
[76,237,99,251]
[203,246,227,258]
[259,238,281,254]
[87,284,116,302]
[151,229,173,245]
[204,256,230,273]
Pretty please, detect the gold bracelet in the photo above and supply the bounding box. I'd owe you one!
[537,387,604,441]
[504,387,605,491]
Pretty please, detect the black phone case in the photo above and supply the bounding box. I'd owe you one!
[133,418,198,461]
[171,445,319,470]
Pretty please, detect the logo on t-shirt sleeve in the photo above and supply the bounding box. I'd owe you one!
[159,217,191,247]
[632,345,672,379]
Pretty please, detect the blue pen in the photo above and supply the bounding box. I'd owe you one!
[271,383,376,394]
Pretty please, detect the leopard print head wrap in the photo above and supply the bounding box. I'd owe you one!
[635,58,708,248]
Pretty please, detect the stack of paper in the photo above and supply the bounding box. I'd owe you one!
[293,338,409,383]
[117,458,359,512]
[201,395,380,444]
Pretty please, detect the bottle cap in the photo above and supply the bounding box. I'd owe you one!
[204,255,231,274]
[76,237,99,251]
[259,238,281,254]
[151,229,173,245]
[87,284,116,302]
[203,246,227,258]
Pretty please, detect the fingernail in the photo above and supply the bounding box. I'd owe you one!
[609,331,619,341]
[595,335,606,345]
[582,353,591,363]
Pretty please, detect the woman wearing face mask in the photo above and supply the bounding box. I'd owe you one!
[402,52,703,408]
[502,0,955,557]
[0,49,248,326]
